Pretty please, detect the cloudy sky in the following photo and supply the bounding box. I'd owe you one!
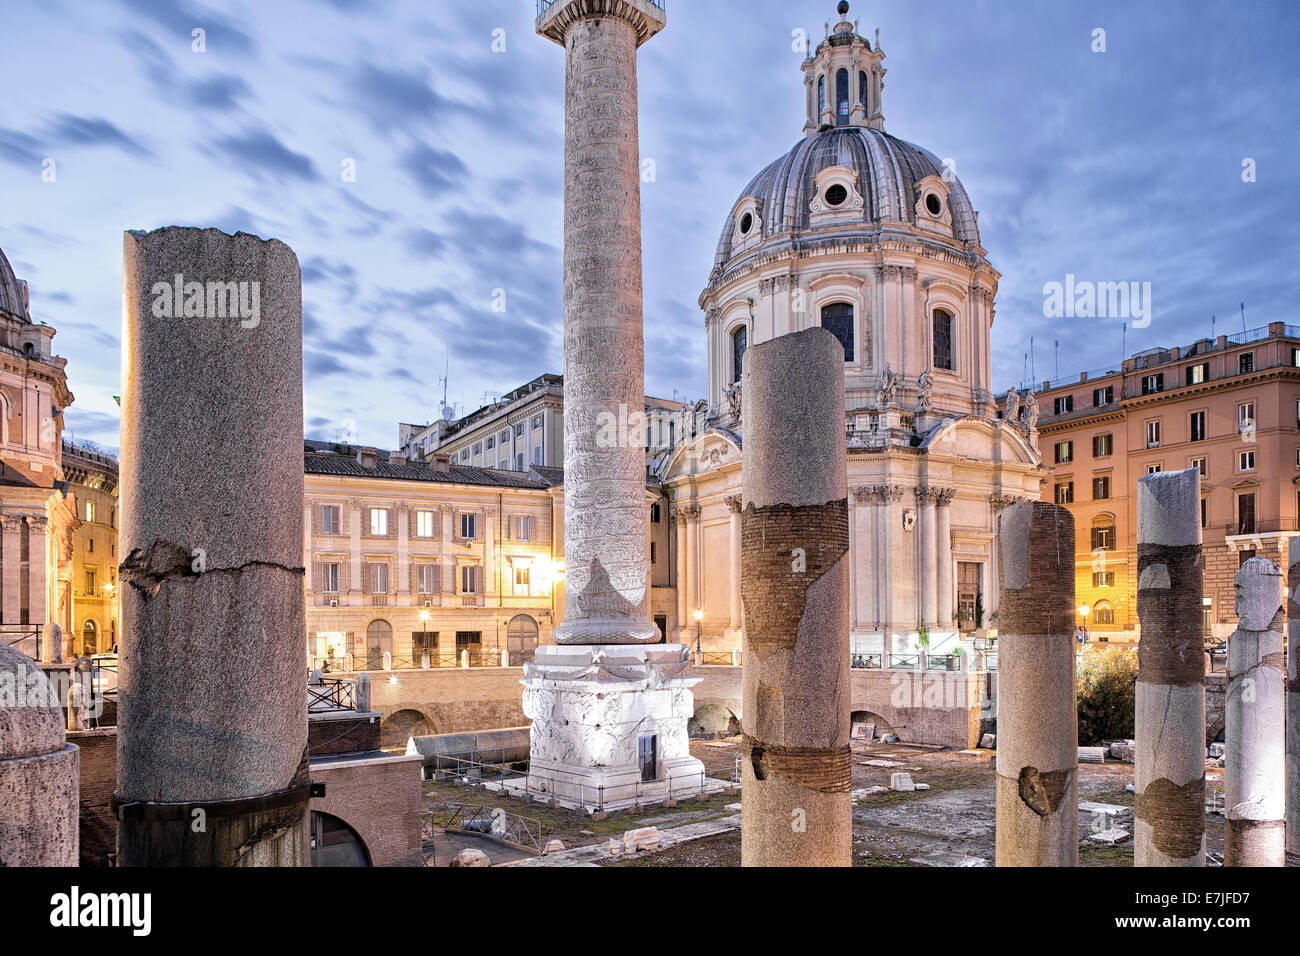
[2,0,1296,454]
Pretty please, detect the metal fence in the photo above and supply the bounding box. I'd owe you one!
[424,801,544,858]
[307,677,355,713]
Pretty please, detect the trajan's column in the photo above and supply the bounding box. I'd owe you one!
[522,0,705,806]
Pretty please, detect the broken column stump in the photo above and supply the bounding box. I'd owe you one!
[740,328,850,867]
[1289,537,1300,867]
[1134,468,1205,866]
[116,227,308,866]
[994,500,1078,866]
[1225,557,1285,866]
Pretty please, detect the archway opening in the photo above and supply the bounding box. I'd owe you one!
[851,710,895,740]
[310,811,371,867]
[689,703,740,738]
[382,708,434,750]
[506,614,539,666]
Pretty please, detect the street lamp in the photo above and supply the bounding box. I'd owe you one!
[1077,604,1090,644]
[693,608,703,656]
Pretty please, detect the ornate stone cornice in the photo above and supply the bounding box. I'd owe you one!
[850,486,875,503]
[679,504,702,522]
[934,488,957,506]
[989,493,1028,511]
[536,0,667,48]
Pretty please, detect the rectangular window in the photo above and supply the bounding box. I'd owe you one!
[85,570,96,595]
[1054,441,1073,464]
[1238,492,1256,535]
[1054,482,1074,505]
[1093,385,1114,407]
[1186,362,1208,385]
[1093,475,1111,500]
[1142,374,1164,395]
[500,430,510,446]
[1190,456,1207,477]
[321,505,340,534]
[461,565,480,594]
[651,503,661,523]
[417,564,438,595]
[1053,395,1074,416]
[1092,571,1115,588]
[369,508,388,536]
[486,436,495,450]
[532,414,544,430]
[1145,420,1161,448]
[417,510,436,538]
[85,500,95,522]
[368,563,389,594]
[1238,402,1256,434]
[515,423,525,438]
[515,516,532,541]
[1093,433,1113,457]
[472,442,482,457]
[1239,352,1254,374]
[515,452,525,471]
[1147,464,1162,475]
[460,513,477,539]
[514,565,530,589]
[1189,410,1206,442]
[1239,550,1256,568]
[1201,498,1208,529]
[650,541,657,565]
[532,444,543,465]
[460,449,470,462]
[1091,526,1114,550]
[322,563,339,593]
[1239,449,1256,471]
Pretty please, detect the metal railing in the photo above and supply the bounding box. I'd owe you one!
[851,654,883,669]
[307,677,355,713]
[1,624,42,655]
[699,651,733,666]
[425,801,544,857]
[926,654,959,671]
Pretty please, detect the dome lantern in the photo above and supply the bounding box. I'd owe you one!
[802,1,885,134]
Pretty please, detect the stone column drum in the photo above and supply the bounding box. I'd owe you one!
[994,500,1078,867]
[0,644,78,865]
[740,328,851,867]
[1288,537,1300,866]
[542,0,665,646]
[1224,557,1285,866]
[117,227,308,866]
[1134,468,1205,866]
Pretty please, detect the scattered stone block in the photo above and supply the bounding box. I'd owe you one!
[450,849,490,867]
[979,733,996,749]
[1109,741,1134,762]
[543,839,565,855]
[889,772,916,792]
[623,826,660,852]
[881,733,899,744]
[915,783,931,791]
[1078,747,1107,764]
[1209,742,1225,758]
[607,838,623,857]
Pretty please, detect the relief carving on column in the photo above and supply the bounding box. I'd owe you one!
[934,488,957,507]
[724,495,743,514]
[850,486,875,504]
[679,505,702,523]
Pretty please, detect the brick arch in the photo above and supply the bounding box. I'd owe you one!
[381,707,438,749]
[310,796,379,866]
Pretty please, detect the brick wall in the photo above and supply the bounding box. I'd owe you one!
[308,712,381,756]
[69,727,117,867]
[310,754,424,867]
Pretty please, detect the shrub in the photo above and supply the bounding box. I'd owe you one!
[1077,645,1138,746]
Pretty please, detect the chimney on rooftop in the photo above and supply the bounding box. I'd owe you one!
[357,447,378,469]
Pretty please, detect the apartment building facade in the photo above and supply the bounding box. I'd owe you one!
[62,440,120,656]
[1029,321,1300,639]
[303,440,677,672]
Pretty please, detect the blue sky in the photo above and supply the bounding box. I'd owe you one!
[1,0,1296,454]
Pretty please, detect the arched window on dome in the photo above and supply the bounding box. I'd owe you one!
[859,71,869,114]
[820,302,854,363]
[835,69,850,126]
[817,76,826,122]
[731,326,748,385]
[933,309,954,371]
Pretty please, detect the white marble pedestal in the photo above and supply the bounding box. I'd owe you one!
[521,644,707,809]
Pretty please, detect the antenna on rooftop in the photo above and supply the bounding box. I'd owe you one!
[439,354,455,421]
[1240,302,1247,336]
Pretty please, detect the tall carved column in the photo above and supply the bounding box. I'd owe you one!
[935,489,955,627]
[1134,469,1205,866]
[851,487,874,629]
[879,486,904,645]
[0,516,21,625]
[725,496,742,630]
[680,505,701,625]
[916,488,937,627]
[673,507,688,631]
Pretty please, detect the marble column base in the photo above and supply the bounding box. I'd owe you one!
[521,644,706,807]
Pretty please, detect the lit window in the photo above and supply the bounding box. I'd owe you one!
[417,510,436,538]
[370,509,388,536]
[461,565,480,594]
[85,500,95,522]
[368,563,388,594]
[515,516,532,541]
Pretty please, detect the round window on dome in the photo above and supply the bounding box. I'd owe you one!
[825,184,848,207]
[925,193,943,216]
[739,212,753,235]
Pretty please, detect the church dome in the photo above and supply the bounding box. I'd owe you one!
[712,126,981,275]
[0,245,31,323]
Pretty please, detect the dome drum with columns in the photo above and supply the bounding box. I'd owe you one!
[662,4,1046,673]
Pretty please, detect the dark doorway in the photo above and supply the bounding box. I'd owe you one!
[310,812,371,867]
[653,614,668,643]
[637,733,658,782]
[365,619,392,670]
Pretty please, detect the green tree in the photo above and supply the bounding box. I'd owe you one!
[1076,645,1138,745]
